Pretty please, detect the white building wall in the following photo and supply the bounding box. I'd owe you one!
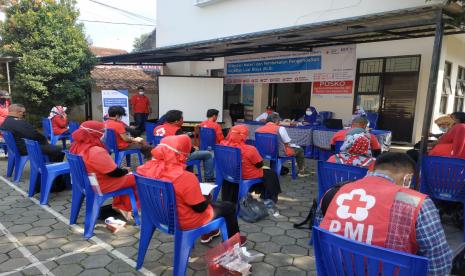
[156,0,441,47]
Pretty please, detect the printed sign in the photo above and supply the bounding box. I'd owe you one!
[224,45,355,85]
[313,81,354,95]
[101,90,129,125]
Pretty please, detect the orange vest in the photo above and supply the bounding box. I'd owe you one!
[256,122,280,134]
[154,123,181,137]
[320,176,426,254]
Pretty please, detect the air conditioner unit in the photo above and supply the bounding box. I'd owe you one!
[193,0,226,7]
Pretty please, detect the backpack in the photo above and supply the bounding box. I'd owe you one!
[239,195,269,223]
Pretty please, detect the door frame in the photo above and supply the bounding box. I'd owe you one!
[353,55,421,142]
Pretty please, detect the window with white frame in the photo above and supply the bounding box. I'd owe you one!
[440,61,452,114]
[454,66,465,112]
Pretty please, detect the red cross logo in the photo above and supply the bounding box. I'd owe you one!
[342,194,367,214]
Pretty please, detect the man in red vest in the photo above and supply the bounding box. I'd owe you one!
[199,109,224,144]
[331,116,381,156]
[154,110,214,181]
[315,152,452,275]
[130,86,151,133]
[256,113,308,177]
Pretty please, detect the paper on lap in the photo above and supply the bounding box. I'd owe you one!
[200,183,217,195]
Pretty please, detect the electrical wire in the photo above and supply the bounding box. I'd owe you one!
[78,19,155,26]
[88,0,156,24]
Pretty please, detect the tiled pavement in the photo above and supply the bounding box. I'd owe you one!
[0,156,462,276]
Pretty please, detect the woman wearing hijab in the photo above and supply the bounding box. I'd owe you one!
[220,125,281,216]
[429,111,465,159]
[137,135,245,244]
[299,106,318,125]
[49,106,69,135]
[70,121,139,221]
[327,128,376,171]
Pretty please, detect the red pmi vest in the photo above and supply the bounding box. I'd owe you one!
[154,123,180,137]
[256,122,280,134]
[320,176,426,253]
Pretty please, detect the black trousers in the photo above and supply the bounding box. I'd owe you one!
[212,201,239,238]
[39,144,65,162]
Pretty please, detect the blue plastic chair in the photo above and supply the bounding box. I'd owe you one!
[420,156,465,241]
[366,112,379,129]
[317,161,367,202]
[134,174,228,274]
[213,145,263,214]
[199,127,216,151]
[68,121,79,142]
[66,152,140,238]
[0,141,6,155]
[312,226,428,276]
[255,132,297,180]
[104,128,143,167]
[245,139,255,146]
[334,141,344,154]
[2,130,29,183]
[42,118,71,149]
[145,122,156,145]
[24,139,70,205]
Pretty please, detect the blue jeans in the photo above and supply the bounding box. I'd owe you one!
[134,113,148,132]
[188,150,214,180]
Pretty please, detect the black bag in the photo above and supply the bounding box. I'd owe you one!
[293,199,317,229]
[238,195,269,223]
[451,243,465,276]
[280,166,289,176]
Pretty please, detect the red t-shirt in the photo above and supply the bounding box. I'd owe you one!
[130,95,150,114]
[241,145,264,179]
[154,123,181,137]
[51,116,68,135]
[331,129,381,150]
[105,119,129,149]
[0,106,8,126]
[200,120,224,143]
[173,171,214,230]
[84,146,128,193]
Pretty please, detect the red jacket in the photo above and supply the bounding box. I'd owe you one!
[154,123,181,137]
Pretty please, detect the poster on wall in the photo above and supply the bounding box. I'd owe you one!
[101,90,129,125]
[242,84,254,106]
[224,45,356,86]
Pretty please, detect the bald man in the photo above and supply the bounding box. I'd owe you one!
[1,104,64,162]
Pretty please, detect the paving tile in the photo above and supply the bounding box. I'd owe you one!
[105,259,137,274]
[25,226,52,236]
[281,244,309,256]
[79,268,111,276]
[250,261,276,275]
[32,218,58,227]
[50,263,84,275]
[254,241,281,254]
[81,254,113,269]
[271,235,296,246]
[264,253,294,267]
[55,253,87,265]
[293,255,315,271]
[0,257,30,272]
[247,232,271,242]
[275,266,306,276]
[262,226,285,236]
[38,238,69,249]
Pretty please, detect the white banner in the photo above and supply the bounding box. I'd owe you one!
[224,45,356,86]
[101,90,129,125]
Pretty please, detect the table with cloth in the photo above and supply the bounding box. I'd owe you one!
[235,121,313,146]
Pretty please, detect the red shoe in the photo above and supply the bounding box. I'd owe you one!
[240,235,247,246]
[200,230,220,244]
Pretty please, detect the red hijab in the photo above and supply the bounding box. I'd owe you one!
[221,125,248,150]
[70,121,106,156]
[137,135,191,182]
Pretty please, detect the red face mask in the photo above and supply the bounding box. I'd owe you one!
[266,110,273,115]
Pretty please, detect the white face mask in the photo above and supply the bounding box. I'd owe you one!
[439,127,448,133]
[138,91,144,95]
[305,111,312,116]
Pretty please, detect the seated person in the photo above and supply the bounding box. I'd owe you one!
[49,105,69,135]
[105,106,153,160]
[1,104,64,162]
[256,113,308,177]
[298,106,318,125]
[327,128,376,171]
[154,110,214,181]
[331,116,381,157]
[255,105,279,122]
[429,111,465,159]
[199,109,225,144]
[406,115,455,162]
[70,121,139,221]
[315,152,452,275]
[137,135,245,245]
[0,90,9,126]
[220,125,281,216]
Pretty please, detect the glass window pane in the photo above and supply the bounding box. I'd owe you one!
[357,95,380,112]
[455,97,464,112]
[443,78,452,95]
[385,56,420,72]
[440,95,448,114]
[357,76,380,93]
[359,59,383,74]
[445,62,452,78]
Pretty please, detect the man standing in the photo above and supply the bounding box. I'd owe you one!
[315,152,452,275]
[199,109,224,144]
[130,86,151,132]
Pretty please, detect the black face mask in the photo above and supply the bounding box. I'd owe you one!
[0,99,5,106]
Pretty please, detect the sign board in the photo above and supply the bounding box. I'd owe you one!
[101,90,129,125]
[224,45,355,87]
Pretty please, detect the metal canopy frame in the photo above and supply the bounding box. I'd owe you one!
[99,5,463,65]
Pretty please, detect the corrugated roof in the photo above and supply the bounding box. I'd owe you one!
[99,5,463,64]
[91,66,158,90]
